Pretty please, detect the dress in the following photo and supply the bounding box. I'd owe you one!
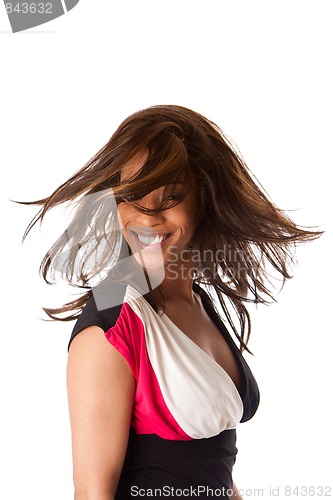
[68,283,260,499]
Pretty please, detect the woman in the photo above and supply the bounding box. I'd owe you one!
[24,105,321,499]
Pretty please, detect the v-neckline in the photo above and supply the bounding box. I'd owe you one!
[126,284,246,401]
[160,310,244,400]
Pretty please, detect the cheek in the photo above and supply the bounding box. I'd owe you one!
[175,193,199,233]
[117,205,129,230]
[169,207,197,234]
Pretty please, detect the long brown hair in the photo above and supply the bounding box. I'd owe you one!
[22,105,322,353]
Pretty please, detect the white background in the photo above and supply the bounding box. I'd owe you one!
[1,1,332,499]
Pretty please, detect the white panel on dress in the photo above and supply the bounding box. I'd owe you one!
[125,285,244,439]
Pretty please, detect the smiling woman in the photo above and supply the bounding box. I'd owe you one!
[22,105,322,499]
[117,149,199,284]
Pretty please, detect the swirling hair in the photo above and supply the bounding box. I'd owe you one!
[22,104,322,353]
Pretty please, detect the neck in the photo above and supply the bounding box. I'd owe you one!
[145,250,200,304]
[161,251,200,303]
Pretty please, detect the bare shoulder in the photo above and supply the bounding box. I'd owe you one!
[67,324,135,433]
[66,326,135,495]
[67,325,133,379]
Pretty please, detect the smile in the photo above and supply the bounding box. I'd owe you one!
[129,229,172,250]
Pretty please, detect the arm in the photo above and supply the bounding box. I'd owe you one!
[231,482,243,500]
[66,326,135,499]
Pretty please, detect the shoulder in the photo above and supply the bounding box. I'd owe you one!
[67,285,146,381]
[67,288,126,352]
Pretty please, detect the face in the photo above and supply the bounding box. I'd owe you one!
[117,151,199,276]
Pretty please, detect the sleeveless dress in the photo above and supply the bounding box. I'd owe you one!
[68,283,260,499]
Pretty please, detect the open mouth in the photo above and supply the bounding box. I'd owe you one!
[129,229,172,251]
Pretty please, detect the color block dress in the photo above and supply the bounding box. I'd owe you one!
[68,283,260,499]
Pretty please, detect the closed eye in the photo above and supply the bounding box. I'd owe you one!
[123,193,181,203]
[122,194,142,202]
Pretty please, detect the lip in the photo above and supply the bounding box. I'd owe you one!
[128,228,173,251]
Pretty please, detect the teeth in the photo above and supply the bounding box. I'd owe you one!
[136,233,168,245]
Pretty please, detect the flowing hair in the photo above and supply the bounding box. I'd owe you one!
[21,105,323,353]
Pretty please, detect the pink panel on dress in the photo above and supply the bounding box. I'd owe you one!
[104,302,192,441]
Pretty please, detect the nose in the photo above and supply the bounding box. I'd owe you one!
[134,192,166,227]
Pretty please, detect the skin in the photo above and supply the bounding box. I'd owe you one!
[232,482,243,499]
[117,150,200,305]
[67,151,243,499]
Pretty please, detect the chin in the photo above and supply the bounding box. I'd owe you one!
[129,251,166,291]
[132,248,166,272]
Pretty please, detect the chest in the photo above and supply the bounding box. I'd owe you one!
[163,303,245,395]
